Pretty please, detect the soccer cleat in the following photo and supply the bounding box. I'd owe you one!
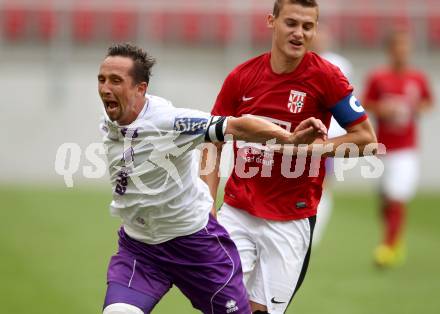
[373,243,406,268]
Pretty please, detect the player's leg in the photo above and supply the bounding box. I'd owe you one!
[218,203,258,286]
[103,283,155,314]
[166,213,252,314]
[250,216,316,314]
[104,228,172,313]
[246,258,268,313]
[219,204,265,313]
[104,278,159,313]
[375,150,419,267]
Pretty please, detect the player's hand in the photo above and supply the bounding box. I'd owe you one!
[290,117,327,145]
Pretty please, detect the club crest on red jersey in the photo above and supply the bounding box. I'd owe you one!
[288,90,307,113]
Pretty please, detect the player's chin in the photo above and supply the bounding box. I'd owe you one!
[105,108,121,121]
[285,45,305,59]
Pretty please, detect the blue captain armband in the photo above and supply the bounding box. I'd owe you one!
[330,94,367,128]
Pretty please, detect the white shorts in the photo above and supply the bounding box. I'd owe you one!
[381,149,419,202]
[218,203,315,314]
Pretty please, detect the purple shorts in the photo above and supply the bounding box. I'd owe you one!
[104,215,250,314]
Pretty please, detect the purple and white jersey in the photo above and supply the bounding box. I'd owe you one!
[101,94,227,244]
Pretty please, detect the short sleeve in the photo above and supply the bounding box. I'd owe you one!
[211,69,241,116]
[322,65,367,128]
[172,108,229,149]
[322,65,354,109]
[172,108,211,148]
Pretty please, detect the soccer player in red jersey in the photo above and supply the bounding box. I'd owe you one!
[201,1,377,313]
[363,30,433,268]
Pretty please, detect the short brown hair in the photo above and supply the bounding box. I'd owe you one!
[106,43,156,85]
[273,0,318,17]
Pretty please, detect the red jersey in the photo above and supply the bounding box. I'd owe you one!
[212,52,367,221]
[363,67,432,151]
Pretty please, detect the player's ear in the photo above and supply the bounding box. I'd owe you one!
[267,14,275,29]
[137,82,148,96]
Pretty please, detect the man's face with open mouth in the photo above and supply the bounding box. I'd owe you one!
[98,56,139,125]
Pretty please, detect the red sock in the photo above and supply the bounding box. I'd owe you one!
[382,199,405,247]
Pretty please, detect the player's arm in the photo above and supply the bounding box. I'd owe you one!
[363,99,389,118]
[304,64,378,157]
[415,73,434,114]
[203,116,327,146]
[200,71,239,216]
[311,118,377,157]
[362,73,409,120]
[286,93,377,158]
[315,93,377,157]
[276,119,376,157]
[200,142,223,216]
[417,99,433,113]
[362,72,391,119]
[224,115,327,144]
[364,97,433,119]
[363,98,405,120]
[201,115,327,217]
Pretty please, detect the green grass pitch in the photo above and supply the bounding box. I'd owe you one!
[1,185,439,313]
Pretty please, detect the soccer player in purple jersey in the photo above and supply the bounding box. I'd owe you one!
[97,43,327,314]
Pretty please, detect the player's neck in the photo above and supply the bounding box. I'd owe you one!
[118,98,147,126]
[270,50,303,74]
[391,62,408,73]
[131,98,148,121]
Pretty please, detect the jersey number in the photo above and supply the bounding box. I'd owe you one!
[115,170,129,196]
